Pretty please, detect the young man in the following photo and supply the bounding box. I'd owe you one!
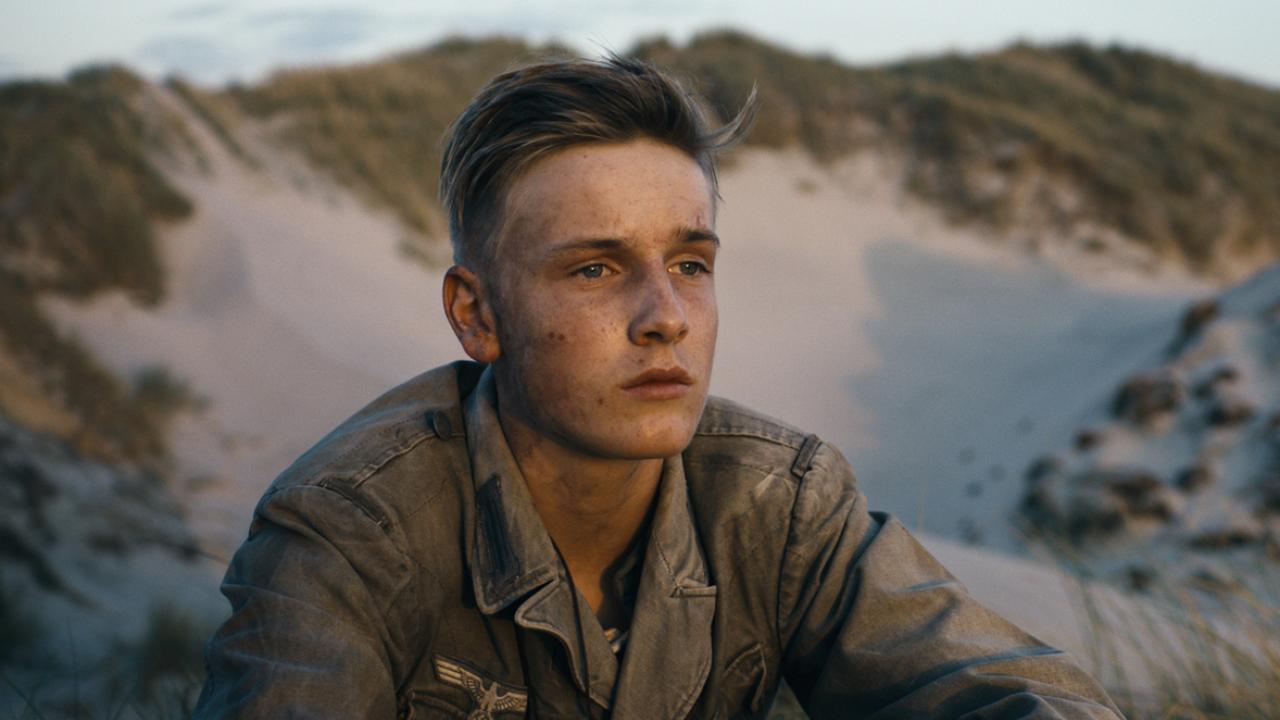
[196,56,1121,718]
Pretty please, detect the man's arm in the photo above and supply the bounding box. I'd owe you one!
[778,442,1122,719]
[195,483,418,719]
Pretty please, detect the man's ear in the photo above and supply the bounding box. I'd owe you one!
[443,265,501,363]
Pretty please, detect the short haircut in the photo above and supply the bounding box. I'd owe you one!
[439,53,757,270]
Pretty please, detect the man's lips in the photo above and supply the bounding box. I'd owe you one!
[621,367,695,399]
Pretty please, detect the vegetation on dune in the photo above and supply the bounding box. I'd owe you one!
[1060,552,1280,719]
[121,601,210,710]
[1,599,213,718]
[637,31,1280,272]
[0,586,39,667]
[130,365,207,424]
[198,31,1280,274]
[2,33,1274,456]
[166,76,257,167]
[0,64,191,304]
[0,65,194,462]
[0,287,170,461]
[227,37,572,237]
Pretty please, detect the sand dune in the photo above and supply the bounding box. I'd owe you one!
[24,86,1228,708]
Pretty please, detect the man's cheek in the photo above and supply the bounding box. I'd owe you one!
[539,384,598,426]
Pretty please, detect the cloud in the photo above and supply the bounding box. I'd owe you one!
[243,6,379,57]
[615,0,731,14]
[137,34,239,82]
[166,2,235,22]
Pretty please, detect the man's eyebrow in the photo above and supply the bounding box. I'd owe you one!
[544,229,719,257]
[679,227,721,247]
[544,238,626,257]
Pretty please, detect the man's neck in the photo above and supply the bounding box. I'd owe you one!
[497,403,662,623]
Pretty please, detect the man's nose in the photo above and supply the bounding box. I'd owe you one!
[628,268,689,345]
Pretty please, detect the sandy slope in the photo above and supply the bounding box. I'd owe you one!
[711,150,1209,552]
[44,89,464,559]
[35,88,1220,695]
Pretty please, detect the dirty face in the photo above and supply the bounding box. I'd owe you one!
[487,138,718,460]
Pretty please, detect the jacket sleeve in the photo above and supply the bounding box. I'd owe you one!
[194,482,418,719]
[777,442,1123,719]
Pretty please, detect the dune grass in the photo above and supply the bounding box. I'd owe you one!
[1088,580,1279,718]
[227,37,572,238]
[0,588,38,669]
[0,65,195,463]
[1028,532,1280,719]
[637,32,1280,273]
[1,601,213,720]
[165,76,257,168]
[0,286,168,462]
[4,32,1279,464]
[119,602,209,713]
[0,64,191,304]
[207,31,1280,274]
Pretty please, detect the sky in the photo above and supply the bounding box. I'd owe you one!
[1,1,1277,89]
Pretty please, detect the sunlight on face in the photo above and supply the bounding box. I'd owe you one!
[488,138,719,460]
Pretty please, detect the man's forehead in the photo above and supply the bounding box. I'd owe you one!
[498,140,718,250]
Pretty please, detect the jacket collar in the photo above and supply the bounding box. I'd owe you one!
[461,366,716,716]
[462,367,560,613]
[611,450,717,720]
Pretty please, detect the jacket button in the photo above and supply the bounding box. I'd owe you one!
[429,410,453,438]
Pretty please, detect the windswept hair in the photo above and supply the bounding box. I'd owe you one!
[439,53,757,269]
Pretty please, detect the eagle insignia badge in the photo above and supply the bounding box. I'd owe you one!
[433,655,528,719]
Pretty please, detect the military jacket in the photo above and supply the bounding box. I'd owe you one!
[195,362,1121,719]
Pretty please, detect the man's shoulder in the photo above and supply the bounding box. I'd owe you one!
[689,395,832,474]
[694,396,811,450]
[268,361,481,494]
[687,396,857,508]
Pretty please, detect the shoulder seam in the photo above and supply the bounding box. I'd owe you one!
[692,428,806,450]
[272,428,448,533]
[262,481,396,540]
[348,418,441,488]
[314,478,391,530]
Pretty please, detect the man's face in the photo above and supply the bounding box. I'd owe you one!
[487,138,718,460]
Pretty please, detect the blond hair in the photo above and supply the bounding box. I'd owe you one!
[439,54,757,269]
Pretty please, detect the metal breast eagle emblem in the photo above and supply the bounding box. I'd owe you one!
[433,656,528,719]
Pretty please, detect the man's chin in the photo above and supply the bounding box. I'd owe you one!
[615,406,705,457]
[575,426,697,461]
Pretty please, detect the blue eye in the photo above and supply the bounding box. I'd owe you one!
[576,264,607,279]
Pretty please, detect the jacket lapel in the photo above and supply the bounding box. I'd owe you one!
[461,368,620,704]
[611,457,717,720]
[462,368,559,615]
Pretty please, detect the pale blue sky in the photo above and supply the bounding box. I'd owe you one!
[2,1,1277,88]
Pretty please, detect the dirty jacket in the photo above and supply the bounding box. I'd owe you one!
[196,361,1121,719]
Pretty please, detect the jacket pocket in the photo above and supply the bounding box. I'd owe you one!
[398,689,468,719]
[716,642,768,719]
